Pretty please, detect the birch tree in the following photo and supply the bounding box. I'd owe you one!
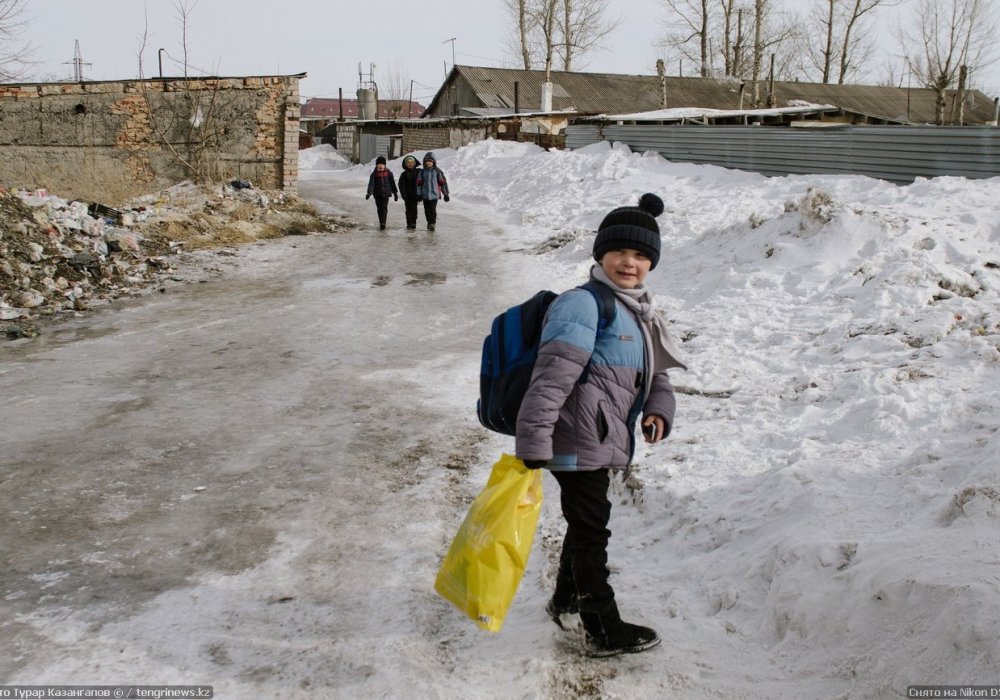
[503,0,538,69]
[504,0,618,72]
[800,0,894,83]
[658,0,713,77]
[557,0,619,71]
[898,0,998,123]
[748,0,798,104]
[719,0,752,78]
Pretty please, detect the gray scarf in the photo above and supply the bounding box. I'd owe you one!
[590,265,687,398]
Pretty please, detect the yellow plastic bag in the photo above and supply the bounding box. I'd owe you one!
[434,453,543,632]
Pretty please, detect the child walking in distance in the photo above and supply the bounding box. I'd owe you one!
[516,193,686,657]
[396,155,422,230]
[365,156,398,230]
[415,152,449,231]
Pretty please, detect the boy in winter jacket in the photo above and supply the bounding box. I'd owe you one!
[396,155,422,230]
[414,152,449,231]
[365,156,398,230]
[516,193,686,657]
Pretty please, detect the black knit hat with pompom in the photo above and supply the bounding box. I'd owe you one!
[593,193,664,269]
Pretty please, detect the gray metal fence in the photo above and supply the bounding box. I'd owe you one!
[565,124,1000,183]
[359,134,392,165]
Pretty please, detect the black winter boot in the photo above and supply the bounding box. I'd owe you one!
[545,596,579,630]
[581,602,661,657]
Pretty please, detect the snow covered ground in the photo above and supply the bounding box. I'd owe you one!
[6,140,996,698]
[304,140,1000,696]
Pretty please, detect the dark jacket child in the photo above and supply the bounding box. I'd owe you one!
[396,155,422,230]
[515,193,686,658]
[366,156,398,230]
[414,151,449,231]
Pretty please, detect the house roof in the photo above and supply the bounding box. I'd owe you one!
[301,97,426,119]
[425,65,998,125]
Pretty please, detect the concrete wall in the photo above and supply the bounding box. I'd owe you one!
[0,75,302,203]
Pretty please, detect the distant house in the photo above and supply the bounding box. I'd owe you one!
[424,65,999,126]
[301,97,426,120]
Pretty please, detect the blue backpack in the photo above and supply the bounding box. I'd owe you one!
[477,281,617,435]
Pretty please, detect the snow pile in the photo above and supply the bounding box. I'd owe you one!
[298,144,350,172]
[434,139,1000,692]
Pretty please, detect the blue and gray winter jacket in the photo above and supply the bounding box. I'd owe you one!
[415,152,449,201]
[515,288,677,471]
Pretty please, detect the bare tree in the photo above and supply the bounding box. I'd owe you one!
[658,0,714,77]
[557,0,619,71]
[898,0,998,123]
[799,0,894,84]
[747,0,798,104]
[0,0,33,81]
[136,0,231,182]
[503,0,539,69]
[380,62,412,118]
[504,0,617,72]
[719,0,752,78]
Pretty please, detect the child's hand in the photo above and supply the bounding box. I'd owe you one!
[394,194,398,201]
[366,194,371,200]
[444,194,450,202]
[642,416,666,444]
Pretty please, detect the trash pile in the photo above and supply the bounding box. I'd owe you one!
[0,180,335,338]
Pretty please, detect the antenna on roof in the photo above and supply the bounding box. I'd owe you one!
[358,62,376,91]
[63,40,92,82]
[443,37,456,71]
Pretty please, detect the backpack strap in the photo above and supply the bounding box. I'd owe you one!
[577,280,617,385]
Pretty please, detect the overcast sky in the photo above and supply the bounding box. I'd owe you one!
[15,0,1000,104]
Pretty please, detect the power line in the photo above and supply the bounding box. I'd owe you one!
[455,51,504,64]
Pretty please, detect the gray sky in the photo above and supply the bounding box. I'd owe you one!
[14,0,1000,104]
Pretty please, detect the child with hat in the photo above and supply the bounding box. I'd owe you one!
[414,152,449,231]
[516,193,686,657]
[365,156,398,230]
[396,155,422,230]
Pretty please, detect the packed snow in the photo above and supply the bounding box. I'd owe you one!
[306,139,1000,696]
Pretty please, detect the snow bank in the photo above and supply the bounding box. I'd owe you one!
[437,139,1000,693]
[298,144,350,171]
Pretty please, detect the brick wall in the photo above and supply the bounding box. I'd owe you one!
[402,125,453,156]
[0,75,302,203]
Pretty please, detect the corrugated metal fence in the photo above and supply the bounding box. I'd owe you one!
[359,134,392,165]
[565,124,1000,183]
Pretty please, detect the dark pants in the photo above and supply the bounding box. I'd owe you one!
[422,198,439,227]
[551,469,615,615]
[403,197,419,228]
[374,195,390,227]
